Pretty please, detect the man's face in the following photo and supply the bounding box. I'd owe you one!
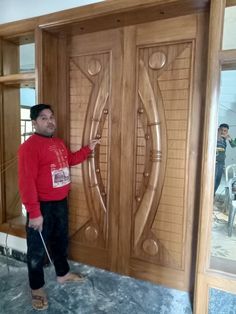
[32,109,56,136]
[218,127,229,138]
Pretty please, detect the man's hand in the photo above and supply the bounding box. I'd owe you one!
[28,216,43,232]
[89,139,101,150]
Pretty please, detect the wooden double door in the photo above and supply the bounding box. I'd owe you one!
[65,13,206,291]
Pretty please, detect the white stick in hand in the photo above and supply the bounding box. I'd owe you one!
[39,231,53,265]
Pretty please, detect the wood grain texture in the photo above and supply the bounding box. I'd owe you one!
[60,12,208,291]
[0,84,4,224]
[67,29,123,271]
[2,86,21,220]
[0,0,209,38]
[2,40,19,75]
[0,72,35,83]
[0,0,212,298]
[132,42,191,272]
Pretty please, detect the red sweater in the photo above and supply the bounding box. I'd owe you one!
[18,133,91,219]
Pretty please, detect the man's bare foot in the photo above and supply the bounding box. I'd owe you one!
[31,288,48,311]
[57,272,85,284]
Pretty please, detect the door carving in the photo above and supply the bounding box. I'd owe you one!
[133,43,191,270]
[69,53,110,248]
[66,14,203,290]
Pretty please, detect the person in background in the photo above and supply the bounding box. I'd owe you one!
[18,104,100,311]
[214,123,236,196]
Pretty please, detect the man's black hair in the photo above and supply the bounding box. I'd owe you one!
[219,123,229,129]
[30,104,54,121]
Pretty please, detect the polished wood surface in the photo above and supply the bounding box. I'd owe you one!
[55,11,208,290]
[2,86,21,220]
[2,39,19,75]
[220,49,236,70]
[0,39,21,222]
[226,0,236,6]
[0,83,4,224]
[0,72,35,84]
[193,0,236,313]
[0,0,209,38]
[5,1,236,312]
[67,28,123,272]
[38,30,58,110]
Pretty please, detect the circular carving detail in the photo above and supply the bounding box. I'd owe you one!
[88,59,102,76]
[136,196,141,202]
[96,168,100,173]
[143,172,149,177]
[103,109,109,115]
[149,52,166,69]
[85,225,98,241]
[138,108,144,114]
[142,239,159,256]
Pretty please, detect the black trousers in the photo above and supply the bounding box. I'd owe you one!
[26,198,70,290]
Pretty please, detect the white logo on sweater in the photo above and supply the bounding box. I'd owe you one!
[51,167,70,188]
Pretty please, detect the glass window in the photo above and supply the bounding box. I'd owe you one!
[222,6,236,50]
[210,68,236,274]
[20,87,35,143]
[19,43,35,72]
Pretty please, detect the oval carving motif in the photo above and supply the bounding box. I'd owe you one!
[88,59,102,76]
[149,52,166,69]
[142,238,159,256]
[85,225,98,241]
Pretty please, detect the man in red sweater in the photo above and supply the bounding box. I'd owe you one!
[18,104,100,310]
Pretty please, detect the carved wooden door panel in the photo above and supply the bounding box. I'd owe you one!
[128,41,193,289]
[67,14,203,290]
[68,29,123,270]
[118,15,203,291]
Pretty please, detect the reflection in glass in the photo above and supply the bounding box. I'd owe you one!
[222,6,236,50]
[211,69,236,274]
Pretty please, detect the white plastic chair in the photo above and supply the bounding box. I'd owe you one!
[224,164,236,213]
[227,177,236,236]
[225,164,236,182]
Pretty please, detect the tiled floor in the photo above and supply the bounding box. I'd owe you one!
[212,183,236,274]
[209,288,236,314]
[0,254,193,314]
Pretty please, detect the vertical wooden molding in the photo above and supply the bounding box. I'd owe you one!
[0,40,4,223]
[107,29,123,272]
[57,34,69,144]
[194,1,226,313]
[37,29,58,111]
[0,83,6,224]
[184,12,209,291]
[2,39,19,75]
[0,39,2,76]
[35,27,43,103]
[117,25,136,274]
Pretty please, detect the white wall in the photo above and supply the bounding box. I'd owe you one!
[0,0,103,24]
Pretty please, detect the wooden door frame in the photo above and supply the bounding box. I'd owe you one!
[194,0,236,313]
[36,11,209,290]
